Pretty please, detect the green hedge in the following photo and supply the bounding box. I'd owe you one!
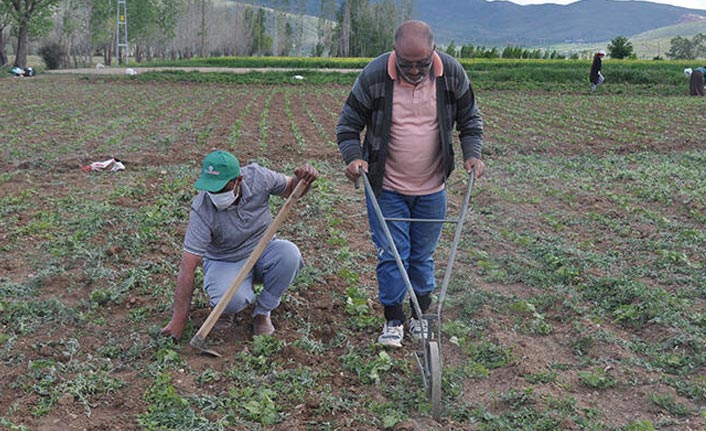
[122,57,696,96]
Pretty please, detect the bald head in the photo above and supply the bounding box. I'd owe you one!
[393,21,435,53]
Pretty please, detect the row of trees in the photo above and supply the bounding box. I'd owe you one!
[443,41,565,60]
[0,0,414,68]
[441,36,638,60]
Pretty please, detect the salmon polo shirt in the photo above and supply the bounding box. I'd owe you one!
[383,51,445,196]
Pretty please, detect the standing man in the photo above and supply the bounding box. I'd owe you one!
[161,150,318,340]
[337,20,485,347]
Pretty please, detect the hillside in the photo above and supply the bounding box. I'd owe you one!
[630,18,706,58]
[546,18,706,59]
[235,0,706,48]
[414,0,706,46]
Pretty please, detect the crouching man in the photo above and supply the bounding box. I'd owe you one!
[161,150,318,339]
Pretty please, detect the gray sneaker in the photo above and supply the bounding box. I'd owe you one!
[377,321,404,347]
[408,317,429,340]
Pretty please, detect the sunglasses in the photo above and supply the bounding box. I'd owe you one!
[395,53,433,71]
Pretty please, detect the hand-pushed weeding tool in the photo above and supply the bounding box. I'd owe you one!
[358,167,475,420]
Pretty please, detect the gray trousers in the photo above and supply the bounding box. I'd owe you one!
[203,239,303,317]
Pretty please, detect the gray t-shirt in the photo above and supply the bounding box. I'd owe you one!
[183,163,288,261]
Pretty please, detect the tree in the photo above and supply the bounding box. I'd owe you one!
[332,0,409,58]
[249,7,272,55]
[199,0,207,57]
[665,33,706,61]
[666,35,694,60]
[50,0,95,68]
[1,0,61,68]
[607,35,633,59]
[445,40,458,57]
[128,0,183,62]
[0,1,11,65]
[694,33,706,59]
[460,43,476,58]
[84,0,115,66]
[315,0,336,56]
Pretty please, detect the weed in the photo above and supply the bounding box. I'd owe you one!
[59,370,125,417]
[227,387,280,425]
[663,375,706,402]
[345,286,380,330]
[150,347,186,373]
[252,334,284,357]
[0,298,78,335]
[467,340,513,370]
[570,335,595,357]
[368,400,406,428]
[523,370,558,384]
[509,300,553,335]
[315,387,359,417]
[496,387,535,409]
[442,320,472,343]
[0,417,29,431]
[196,369,220,385]
[618,420,655,431]
[291,332,326,355]
[342,349,393,385]
[578,368,616,389]
[649,393,690,416]
[138,373,216,430]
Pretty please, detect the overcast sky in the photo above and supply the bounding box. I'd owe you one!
[488,0,706,9]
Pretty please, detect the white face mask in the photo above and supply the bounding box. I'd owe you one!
[208,187,240,210]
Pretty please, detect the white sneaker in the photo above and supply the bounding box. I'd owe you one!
[408,318,429,340]
[377,322,404,347]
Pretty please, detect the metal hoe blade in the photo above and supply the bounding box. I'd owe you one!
[190,334,222,357]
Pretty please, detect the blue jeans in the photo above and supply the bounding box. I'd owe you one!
[203,239,303,316]
[366,189,447,307]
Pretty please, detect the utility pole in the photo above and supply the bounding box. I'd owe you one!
[116,0,128,64]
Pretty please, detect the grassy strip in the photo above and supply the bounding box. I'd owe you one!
[140,56,372,69]
[131,70,359,86]
[120,59,695,96]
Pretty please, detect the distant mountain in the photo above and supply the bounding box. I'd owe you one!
[413,0,706,46]
[230,0,706,47]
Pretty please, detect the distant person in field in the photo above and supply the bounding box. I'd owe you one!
[685,67,706,96]
[160,150,318,340]
[589,50,606,92]
[336,20,485,347]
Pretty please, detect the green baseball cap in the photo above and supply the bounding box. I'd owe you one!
[194,150,240,192]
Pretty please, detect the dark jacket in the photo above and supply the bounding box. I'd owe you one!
[689,69,705,96]
[336,50,483,196]
[589,55,603,84]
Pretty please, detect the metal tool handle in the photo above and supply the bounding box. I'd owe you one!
[357,167,426,323]
[436,168,475,319]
